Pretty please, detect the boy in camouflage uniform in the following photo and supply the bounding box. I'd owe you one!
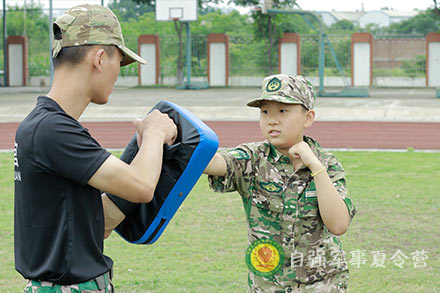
[204,74,357,292]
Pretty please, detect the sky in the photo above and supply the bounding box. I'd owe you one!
[4,0,435,13]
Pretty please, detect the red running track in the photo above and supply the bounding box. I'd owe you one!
[1,121,440,150]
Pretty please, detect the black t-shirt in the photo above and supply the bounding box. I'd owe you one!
[14,96,113,284]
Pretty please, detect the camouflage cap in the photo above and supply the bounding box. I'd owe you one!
[52,4,145,66]
[247,74,316,110]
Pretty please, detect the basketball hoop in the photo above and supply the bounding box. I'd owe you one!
[156,0,197,22]
[262,0,273,14]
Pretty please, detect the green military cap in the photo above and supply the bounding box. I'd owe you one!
[52,4,145,66]
[247,74,316,110]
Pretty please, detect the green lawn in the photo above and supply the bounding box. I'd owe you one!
[1,151,439,292]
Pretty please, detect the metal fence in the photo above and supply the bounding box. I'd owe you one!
[0,30,429,85]
[373,34,425,77]
[117,33,428,82]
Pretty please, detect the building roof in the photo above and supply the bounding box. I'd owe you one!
[316,9,421,26]
[380,10,421,18]
[328,11,364,22]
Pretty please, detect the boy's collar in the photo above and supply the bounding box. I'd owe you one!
[267,144,290,164]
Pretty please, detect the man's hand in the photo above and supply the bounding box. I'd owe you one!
[288,141,323,173]
[134,110,177,147]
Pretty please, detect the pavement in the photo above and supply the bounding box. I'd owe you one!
[0,86,439,123]
[1,86,439,150]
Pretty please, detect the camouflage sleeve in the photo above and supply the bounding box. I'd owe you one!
[326,155,357,222]
[208,146,254,197]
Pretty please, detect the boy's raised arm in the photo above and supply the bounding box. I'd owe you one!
[203,153,227,177]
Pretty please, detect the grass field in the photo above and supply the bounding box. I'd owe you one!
[1,151,439,292]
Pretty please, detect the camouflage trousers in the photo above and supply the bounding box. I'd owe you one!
[249,271,349,293]
[24,271,114,293]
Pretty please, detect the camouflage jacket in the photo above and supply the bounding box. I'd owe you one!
[208,136,356,290]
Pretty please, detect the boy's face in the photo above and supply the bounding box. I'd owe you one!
[259,100,313,155]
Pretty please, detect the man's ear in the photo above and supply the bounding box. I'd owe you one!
[92,48,105,73]
[304,109,315,128]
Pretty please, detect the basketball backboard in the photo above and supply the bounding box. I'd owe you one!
[156,0,198,21]
[261,0,273,13]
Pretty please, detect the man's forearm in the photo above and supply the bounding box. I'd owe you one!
[102,193,126,238]
[130,133,166,199]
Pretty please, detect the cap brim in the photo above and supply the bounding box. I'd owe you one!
[119,45,146,66]
[246,96,303,108]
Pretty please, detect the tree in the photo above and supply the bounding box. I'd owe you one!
[108,0,154,21]
[232,0,302,74]
[434,0,440,17]
[376,9,440,35]
[1,3,51,76]
[329,19,356,32]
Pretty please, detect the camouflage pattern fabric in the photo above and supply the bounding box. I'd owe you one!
[247,74,316,110]
[52,4,145,66]
[249,270,349,293]
[24,276,113,293]
[209,136,357,292]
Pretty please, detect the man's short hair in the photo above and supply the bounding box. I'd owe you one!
[52,45,117,69]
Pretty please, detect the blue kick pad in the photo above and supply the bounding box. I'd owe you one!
[108,101,219,244]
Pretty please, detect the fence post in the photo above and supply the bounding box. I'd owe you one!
[278,32,300,76]
[7,36,28,86]
[426,32,440,87]
[351,32,373,87]
[138,35,160,86]
[207,33,229,86]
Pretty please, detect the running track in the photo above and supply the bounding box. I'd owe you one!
[1,121,440,150]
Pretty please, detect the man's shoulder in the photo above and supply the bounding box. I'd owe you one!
[17,106,84,154]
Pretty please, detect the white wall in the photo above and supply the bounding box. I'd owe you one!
[353,42,371,86]
[8,44,23,86]
[358,11,389,28]
[316,11,338,26]
[428,42,440,87]
[139,43,156,86]
[280,43,298,76]
[209,43,226,86]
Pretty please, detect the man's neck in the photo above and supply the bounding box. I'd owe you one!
[46,66,92,121]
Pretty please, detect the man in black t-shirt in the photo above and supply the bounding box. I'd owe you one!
[14,4,177,292]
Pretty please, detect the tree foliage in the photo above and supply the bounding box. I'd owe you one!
[132,0,221,9]
[376,9,440,35]
[0,3,50,75]
[108,0,154,21]
[434,0,440,17]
